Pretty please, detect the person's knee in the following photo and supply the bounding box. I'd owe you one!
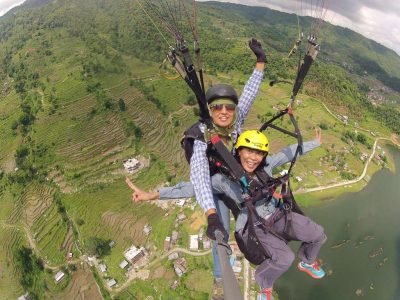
[315,226,327,244]
[275,249,295,269]
[320,232,327,244]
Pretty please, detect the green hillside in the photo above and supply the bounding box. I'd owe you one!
[0,0,399,298]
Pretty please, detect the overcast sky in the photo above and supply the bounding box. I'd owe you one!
[198,0,400,56]
[1,0,399,55]
[0,0,25,16]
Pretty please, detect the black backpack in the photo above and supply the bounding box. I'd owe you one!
[181,122,204,163]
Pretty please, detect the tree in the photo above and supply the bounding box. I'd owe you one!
[118,98,126,111]
[14,246,44,291]
[356,133,367,145]
[319,122,328,130]
[85,237,111,257]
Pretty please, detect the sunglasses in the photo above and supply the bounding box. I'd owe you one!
[210,103,236,112]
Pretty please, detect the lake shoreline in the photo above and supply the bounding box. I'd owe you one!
[277,147,400,300]
[296,141,400,207]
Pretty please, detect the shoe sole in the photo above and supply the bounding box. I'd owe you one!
[297,263,325,279]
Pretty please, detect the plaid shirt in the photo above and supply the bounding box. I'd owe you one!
[190,68,264,212]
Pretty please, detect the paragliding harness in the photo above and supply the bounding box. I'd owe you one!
[206,112,304,265]
[177,39,320,265]
[232,37,320,265]
[197,38,319,265]
[143,0,320,265]
[181,108,304,267]
[232,36,320,265]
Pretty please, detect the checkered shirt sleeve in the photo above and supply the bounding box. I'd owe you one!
[235,68,264,129]
[190,139,216,212]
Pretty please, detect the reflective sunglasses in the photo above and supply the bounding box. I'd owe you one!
[210,103,236,112]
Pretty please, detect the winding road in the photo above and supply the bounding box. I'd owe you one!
[297,137,398,194]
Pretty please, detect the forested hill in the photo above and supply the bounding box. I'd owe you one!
[2,0,400,92]
[1,0,399,118]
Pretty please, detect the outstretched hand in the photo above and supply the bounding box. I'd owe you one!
[315,127,322,143]
[125,177,159,203]
[248,38,267,63]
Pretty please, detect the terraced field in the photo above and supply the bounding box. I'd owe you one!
[121,86,194,176]
[52,265,102,300]
[34,76,195,192]
[4,182,70,265]
[8,183,54,226]
[0,90,22,171]
[31,203,69,265]
[0,227,25,300]
[101,211,147,245]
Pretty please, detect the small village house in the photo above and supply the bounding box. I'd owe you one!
[124,245,146,264]
[189,235,199,250]
[54,271,65,283]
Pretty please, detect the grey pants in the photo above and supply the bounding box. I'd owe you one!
[240,211,326,289]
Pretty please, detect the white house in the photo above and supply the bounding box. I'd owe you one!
[119,260,129,269]
[295,176,302,182]
[107,278,117,288]
[123,158,140,173]
[175,199,186,207]
[124,245,146,264]
[98,263,107,273]
[203,238,211,250]
[54,271,65,282]
[189,235,199,250]
[232,260,242,274]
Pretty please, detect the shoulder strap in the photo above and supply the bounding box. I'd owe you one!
[182,122,204,141]
[209,135,251,193]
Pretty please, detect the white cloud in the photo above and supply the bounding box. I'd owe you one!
[197,0,400,55]
[0,0,26,17]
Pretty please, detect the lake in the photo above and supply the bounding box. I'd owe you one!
[277,147,400,300]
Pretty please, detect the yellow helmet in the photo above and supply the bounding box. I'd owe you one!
[235,130,269,153]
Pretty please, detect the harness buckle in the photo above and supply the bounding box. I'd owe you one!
[282,202,292,211]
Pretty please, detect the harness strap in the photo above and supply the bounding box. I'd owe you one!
[244,194,288,242]
[210,135,252,192]
[169,45,211,127]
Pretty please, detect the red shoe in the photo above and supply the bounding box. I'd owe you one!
[257,287,274,300]
[298,261,326,279]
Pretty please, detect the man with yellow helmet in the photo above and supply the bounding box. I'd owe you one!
[127,128,325,300]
